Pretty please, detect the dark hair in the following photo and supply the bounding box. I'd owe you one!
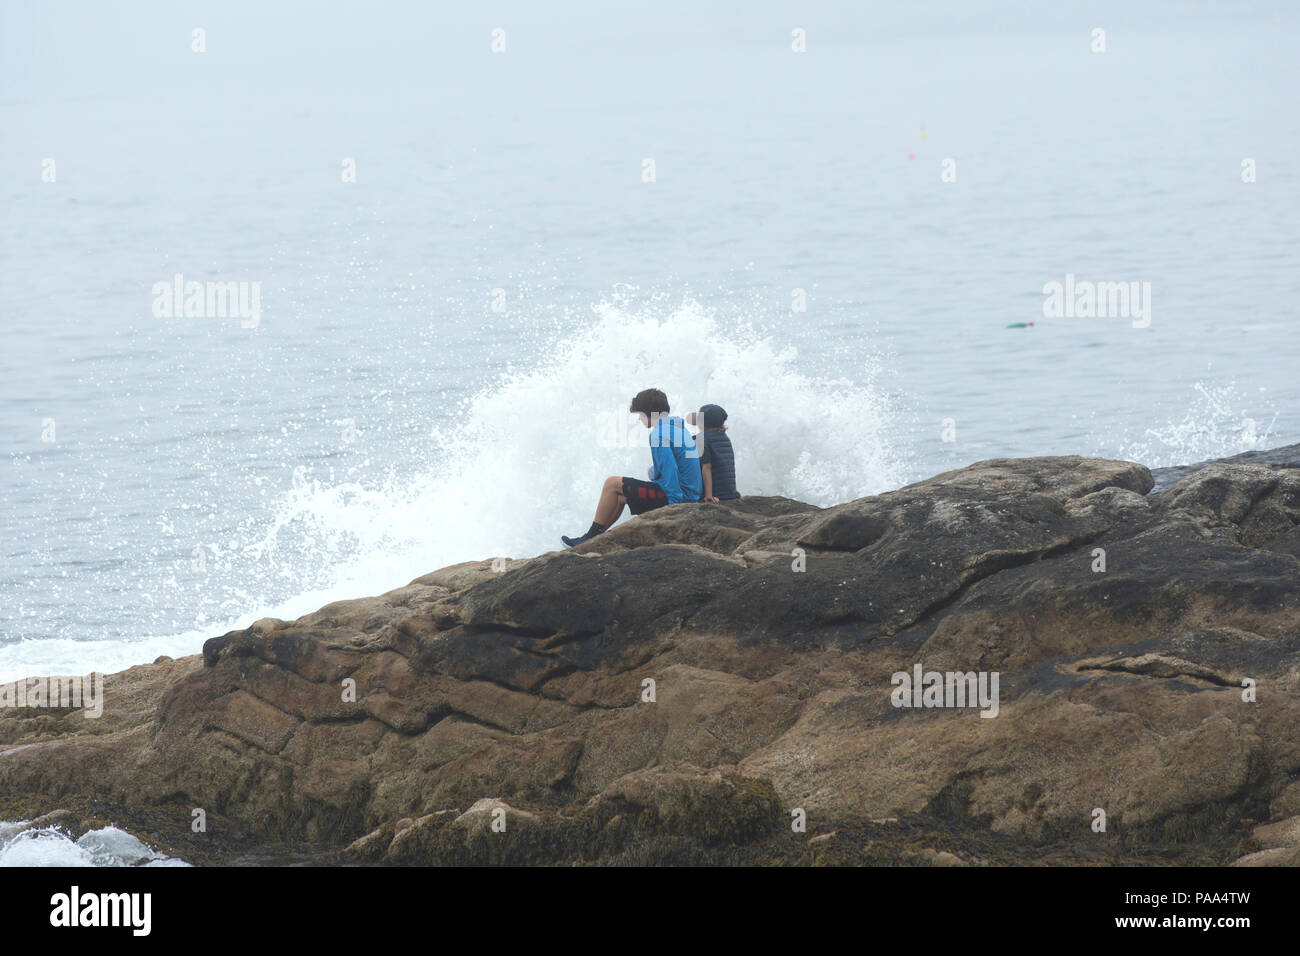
[630,388,670,416]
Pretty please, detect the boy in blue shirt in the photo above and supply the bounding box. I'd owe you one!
[562,388,702,548]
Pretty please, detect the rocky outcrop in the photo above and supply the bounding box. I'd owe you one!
[1150,442,1300,492]
[2,450,1297,865]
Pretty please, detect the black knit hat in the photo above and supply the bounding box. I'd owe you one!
[698,404,728,428]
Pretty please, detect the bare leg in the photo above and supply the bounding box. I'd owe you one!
[594,475,627,526]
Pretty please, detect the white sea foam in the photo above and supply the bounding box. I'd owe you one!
[0,822,188,867]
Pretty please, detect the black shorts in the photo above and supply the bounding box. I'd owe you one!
[622,477,669,515]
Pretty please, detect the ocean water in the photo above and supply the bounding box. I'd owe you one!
[2,0,1298,688]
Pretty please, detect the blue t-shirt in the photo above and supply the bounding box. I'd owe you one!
[648,416,702,503]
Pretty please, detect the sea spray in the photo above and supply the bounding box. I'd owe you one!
[252,300,908,592]
[1108,381,1279,469]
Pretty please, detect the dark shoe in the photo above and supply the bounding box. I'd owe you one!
[561,534,589,549]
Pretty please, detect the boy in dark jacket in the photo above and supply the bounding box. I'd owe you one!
[687,404,739,501]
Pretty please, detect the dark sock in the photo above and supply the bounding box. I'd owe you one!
[562,522,608,549]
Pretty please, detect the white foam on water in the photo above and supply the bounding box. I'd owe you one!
[0,822,189,867]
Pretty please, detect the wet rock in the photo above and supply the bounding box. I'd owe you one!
[1,451,1296,865]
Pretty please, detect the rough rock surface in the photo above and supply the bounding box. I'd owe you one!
[2,451,1298,866]
[1150,441,1300,493]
